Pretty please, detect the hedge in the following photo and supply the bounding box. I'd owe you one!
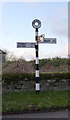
[2,72,70,84]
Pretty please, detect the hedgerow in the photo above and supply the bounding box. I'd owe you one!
[2,72,70,84]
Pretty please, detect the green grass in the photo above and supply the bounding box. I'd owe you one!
[2,91,69,114]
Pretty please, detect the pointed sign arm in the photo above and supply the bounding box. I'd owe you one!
[39,38,57,44]
[17,42,35,48]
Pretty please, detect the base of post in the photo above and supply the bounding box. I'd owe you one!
[36,90,40,92]
[36,83,40,92]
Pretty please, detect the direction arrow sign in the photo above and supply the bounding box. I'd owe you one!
[39,38,56,44]
[17,42,35,48]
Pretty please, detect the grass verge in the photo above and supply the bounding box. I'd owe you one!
[2,90,69,114]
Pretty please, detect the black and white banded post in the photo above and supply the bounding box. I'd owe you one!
[35,28,40,92]
[32,19,41,92]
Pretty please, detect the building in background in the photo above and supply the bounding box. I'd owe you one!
[0,50,6,64]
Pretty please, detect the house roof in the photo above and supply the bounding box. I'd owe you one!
[0,49,6,54]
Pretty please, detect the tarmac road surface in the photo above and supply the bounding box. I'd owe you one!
[2,110,69,119]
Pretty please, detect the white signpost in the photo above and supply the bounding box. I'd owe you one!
[17,19,57,92]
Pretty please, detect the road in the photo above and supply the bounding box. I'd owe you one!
[2,110,69,119]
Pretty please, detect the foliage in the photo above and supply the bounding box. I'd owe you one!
[2,73,34,84]
[2,72,70,84]
[30,57,69,68]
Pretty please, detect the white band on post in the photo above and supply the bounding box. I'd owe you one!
[36,57,39,64]
[35,32,38,36]
[36,83,40,91]
[36,70,39,77]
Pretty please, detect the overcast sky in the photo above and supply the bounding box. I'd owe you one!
[0,1,68,60]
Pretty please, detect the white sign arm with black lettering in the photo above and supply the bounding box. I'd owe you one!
[17,42,35,48]
[39,38,56,44]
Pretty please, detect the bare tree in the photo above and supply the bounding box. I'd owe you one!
[3,49,17,61]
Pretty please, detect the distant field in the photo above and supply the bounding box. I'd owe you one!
[2,90,69,114]
[2,57,70,74]
[31,57,69,73]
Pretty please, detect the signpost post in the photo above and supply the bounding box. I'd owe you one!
[17,19,57,92]
[32,19,41,92]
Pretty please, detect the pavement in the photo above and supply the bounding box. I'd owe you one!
[2,110,69,119]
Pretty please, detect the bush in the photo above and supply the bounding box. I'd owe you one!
[2,72,70,84]
[2,73,35,84]
[40,72,69,80]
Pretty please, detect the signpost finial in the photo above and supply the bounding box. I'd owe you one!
[32,19,41,29]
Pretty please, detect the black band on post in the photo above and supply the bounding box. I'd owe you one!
[36,77,39,83]
[36,51,38,57]
[35,45,38,50]
[36,64,39,70]
[36,28,38,32]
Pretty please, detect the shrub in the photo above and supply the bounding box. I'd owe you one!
[2,72,70,84]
